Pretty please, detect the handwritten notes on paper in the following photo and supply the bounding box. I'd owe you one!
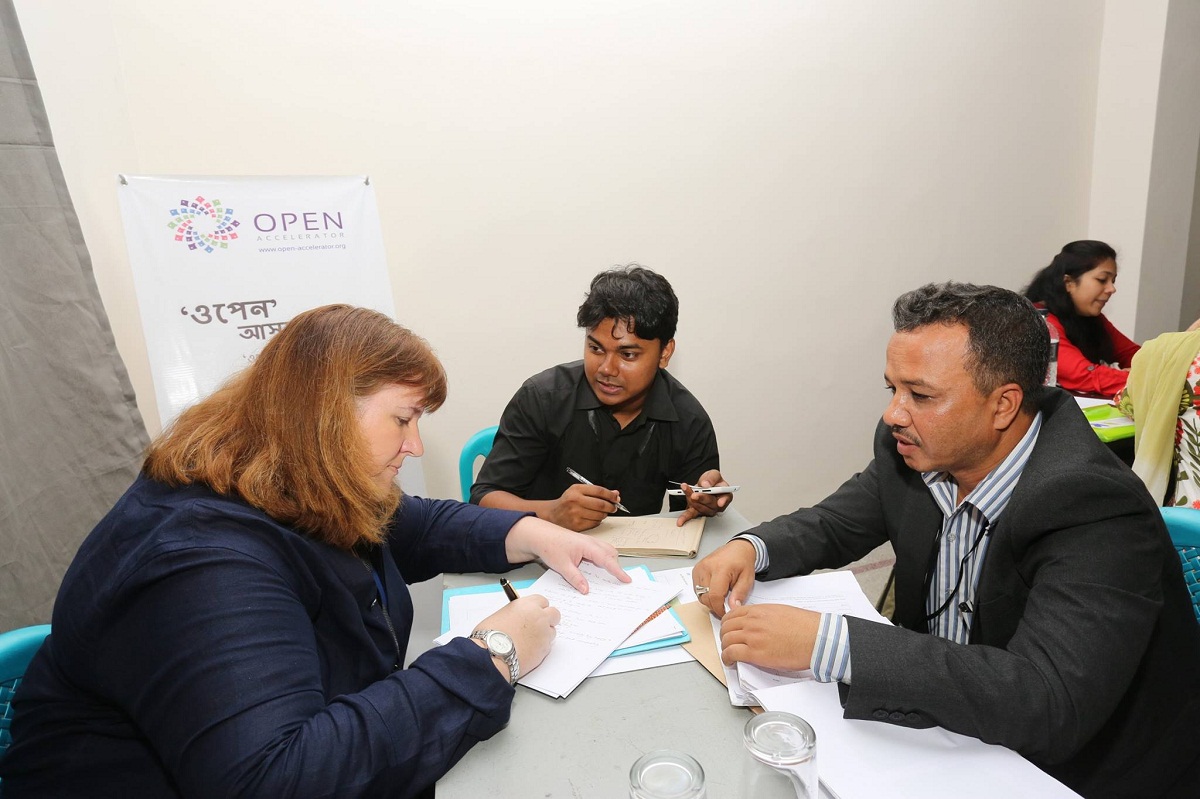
[517,564,680,697]
[441,563,681,698]
[586,516,706,557]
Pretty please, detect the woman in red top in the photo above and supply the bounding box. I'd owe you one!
[1024,240,1140,397]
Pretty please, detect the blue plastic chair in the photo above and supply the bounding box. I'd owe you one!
[1162,507,1200,624]
[459,425,499,502]
[0,624,51,758]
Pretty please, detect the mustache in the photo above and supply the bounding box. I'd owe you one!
[890,426,919,446]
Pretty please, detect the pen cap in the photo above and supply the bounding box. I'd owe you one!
[628,750,706,799]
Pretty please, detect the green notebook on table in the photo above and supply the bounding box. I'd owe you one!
[1083,404,1135,443]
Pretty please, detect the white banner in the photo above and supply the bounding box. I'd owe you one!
[118,174,425,493]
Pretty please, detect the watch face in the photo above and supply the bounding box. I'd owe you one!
[487,631,514,657]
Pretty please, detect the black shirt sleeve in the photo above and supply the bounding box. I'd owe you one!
[469,382,552,504]
[665,409,720,511]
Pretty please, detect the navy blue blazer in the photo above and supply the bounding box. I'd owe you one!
[752,390,1200,798]
[1,475,529,798]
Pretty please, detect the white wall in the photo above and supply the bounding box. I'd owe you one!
[1090,0,1200,341]
[1088,0,1168,336]
[14,0,1112,523]
[1184,137,1200,328]
[1137,0,1200,338]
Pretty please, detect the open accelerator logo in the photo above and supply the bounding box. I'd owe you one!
[167,196,241,253]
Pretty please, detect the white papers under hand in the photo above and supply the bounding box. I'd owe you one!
[519,562,680,698]
[646,566,701,604]
[718,571,891,704]
[708,600,759,706]
[752,681,1081,798]
[445,563,681,699]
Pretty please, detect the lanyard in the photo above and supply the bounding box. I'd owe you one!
[370,567,388,608]
[923,518,990,623]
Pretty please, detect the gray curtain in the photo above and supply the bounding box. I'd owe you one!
[0,1,148,630]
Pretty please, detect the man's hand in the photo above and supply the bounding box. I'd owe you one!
[719,604,821,670]
[691,538,757,617]
[545,483,622,532]
[676,469,733,527]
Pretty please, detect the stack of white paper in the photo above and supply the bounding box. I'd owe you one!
[589,567,700,677]
[708,571,891,706]
[441,562,681,698]
[752,680,1082,798]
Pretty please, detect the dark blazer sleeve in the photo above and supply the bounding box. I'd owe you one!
[840,467,1167,765]
[749,455,896,580]
[386,495,528,583]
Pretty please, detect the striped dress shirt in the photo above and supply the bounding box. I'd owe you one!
[737,412,1043,683]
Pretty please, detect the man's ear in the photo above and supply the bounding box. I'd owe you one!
[992,383,1024,430]
[659,339,676,368]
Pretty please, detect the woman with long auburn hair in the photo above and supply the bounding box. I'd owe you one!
[1,304,627,798]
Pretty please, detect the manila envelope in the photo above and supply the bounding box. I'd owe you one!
[676,601,726,686]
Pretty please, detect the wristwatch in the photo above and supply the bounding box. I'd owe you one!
[470,629,520,686]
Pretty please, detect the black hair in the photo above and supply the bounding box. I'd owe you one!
[893,282,1049,413]
[1023,240,1118,364]
[576,264,679,346]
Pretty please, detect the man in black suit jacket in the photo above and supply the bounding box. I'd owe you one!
[694,282,1200,798]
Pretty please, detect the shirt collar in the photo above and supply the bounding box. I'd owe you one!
[573,369,680,423]
[921,411,1043,522]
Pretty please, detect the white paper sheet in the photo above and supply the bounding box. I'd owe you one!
[589,643,694,677]
[645,566,701,603]
[752,681,1082,799]
[736,571,890,695]
[441,563,681,698]
[520,563,681,697]
[700,571,891,706]
[587,566,698,677]
[443,569,685,654]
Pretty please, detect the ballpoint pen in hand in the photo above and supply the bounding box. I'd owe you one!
[499,578,520,602]
[666,480,740,496]
[565,467,630,513]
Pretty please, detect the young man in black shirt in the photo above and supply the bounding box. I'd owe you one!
[471,265,732,531]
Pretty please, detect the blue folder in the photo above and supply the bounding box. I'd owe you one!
[440,565,691,657]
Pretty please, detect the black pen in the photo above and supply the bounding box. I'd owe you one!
[500,578,520,602]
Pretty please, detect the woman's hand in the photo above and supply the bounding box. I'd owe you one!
[504,515,630,593]
[474,595,560,677]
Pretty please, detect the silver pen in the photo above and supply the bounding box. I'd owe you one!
[565,467,631,514]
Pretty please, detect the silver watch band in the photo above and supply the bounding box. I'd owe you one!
[470,629,519,686]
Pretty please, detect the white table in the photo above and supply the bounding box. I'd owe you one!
[434,508,806,798]
[433,506,1072,799]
